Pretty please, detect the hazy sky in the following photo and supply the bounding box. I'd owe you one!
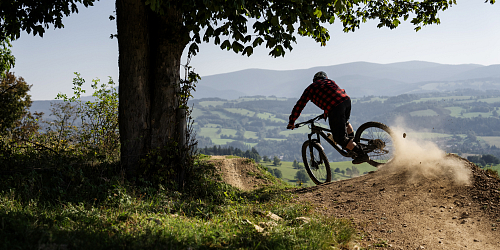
[10,0,500,100]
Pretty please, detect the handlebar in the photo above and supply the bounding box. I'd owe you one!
[293,114,325,128]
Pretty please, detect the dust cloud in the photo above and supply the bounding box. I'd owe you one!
[386,118,470,185]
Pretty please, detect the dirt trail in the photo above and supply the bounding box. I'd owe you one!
[209,154,500,249]
[295,156,500,249]
[208,156,272,191]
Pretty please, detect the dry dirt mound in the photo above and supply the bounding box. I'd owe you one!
[295,155,500,250]
[208,156,273,191]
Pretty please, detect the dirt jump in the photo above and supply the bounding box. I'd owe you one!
[208,156,274,191]
[209,129,500,250]
[295,154,500,249]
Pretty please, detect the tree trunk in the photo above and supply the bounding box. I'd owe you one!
[116,0,188,179]
[116,0,151,176]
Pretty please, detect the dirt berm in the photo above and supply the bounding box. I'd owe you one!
[210,155,500,250]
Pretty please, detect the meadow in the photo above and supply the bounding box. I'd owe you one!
[261,160,378,187]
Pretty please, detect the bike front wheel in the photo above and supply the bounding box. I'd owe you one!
[354,122,395,167]
[301,141,331,185]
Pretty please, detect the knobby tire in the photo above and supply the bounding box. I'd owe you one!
[301,140,332,185]
[354,122,395,167]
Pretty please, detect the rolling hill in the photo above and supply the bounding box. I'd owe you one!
[194,61,499,99]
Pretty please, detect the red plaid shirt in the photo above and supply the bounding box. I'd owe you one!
[289,79,350,125]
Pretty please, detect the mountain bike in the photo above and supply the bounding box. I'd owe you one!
[294,115,395,185]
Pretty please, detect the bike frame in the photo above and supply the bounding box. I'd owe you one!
[296,115,354,159]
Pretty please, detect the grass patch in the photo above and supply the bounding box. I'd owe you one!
[261,160,377,187]
[198,100,226,107]
[211,139,235,145]
[412,96,472,103]
[445,106,466,117]
[409,109,438,117]
[0,158,357,249]
[190,108,205,119]
[461,111,495,118]
[479,136,500,147]
[210,110,233,119]
[225,108,256,117]
[244,131,259,139]
[198,127,237,139]
[255,112,287,123]
[484,164,500,176]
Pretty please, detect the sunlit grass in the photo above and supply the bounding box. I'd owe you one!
[0,160,357,249]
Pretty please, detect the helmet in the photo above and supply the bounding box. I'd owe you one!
[313,71,327,81]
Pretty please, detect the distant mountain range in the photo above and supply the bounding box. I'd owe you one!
[30,61,500,115]
[194,61,500,99]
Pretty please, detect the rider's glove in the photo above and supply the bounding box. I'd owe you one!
[321,113,327,121]
[287,123,295,130]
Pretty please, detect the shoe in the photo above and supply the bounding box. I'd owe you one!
[351,144,370,164]
[352,154,369,164]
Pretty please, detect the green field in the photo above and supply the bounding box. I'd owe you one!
[199,127,237,139]
[410,109,438,117]
[444,106,495,118]
[412,96,472,103]
[211,138,235,144]
[461,111,495,118]
[198,100,226,107]
[210,111,233,119]
[191,108,205,119]
[264,138,287,141]
[225,108,255,117]
[255,112,287,123]
[261,160,378,187]
[237,97,288,102]
[484,164,500,174]
[445,107,465,117]
[244,131,258,139]
[480,97,500,104]
[356,97,388,103]
[279,126,310,136]
[479,136,500,147]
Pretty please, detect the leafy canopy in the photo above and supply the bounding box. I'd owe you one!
[0,32,15,77]
[0,72,31,134]
[149,0,496,57]
[1,0,496,59]
[0,0,96,40]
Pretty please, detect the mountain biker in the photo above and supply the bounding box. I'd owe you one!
[286,71,369,164]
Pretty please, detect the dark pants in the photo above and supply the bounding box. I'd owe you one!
[328,99,351,148]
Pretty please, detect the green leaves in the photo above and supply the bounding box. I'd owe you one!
[220,40,231,50]
[242,46,253,57]
[188,43,199,57]
[0,72,31,134]
[0,0,97,40]
[0,37,15,78]
[232,41,244,53]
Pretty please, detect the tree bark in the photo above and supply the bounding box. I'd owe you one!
[116,0,151,176]
[116,0,188,178]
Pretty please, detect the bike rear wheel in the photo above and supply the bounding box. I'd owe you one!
[354,122,394,167]
[302,141,331,185]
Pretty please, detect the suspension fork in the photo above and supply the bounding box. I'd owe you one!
[307,131,322,165]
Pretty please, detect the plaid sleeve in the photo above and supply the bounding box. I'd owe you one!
[289,85,311,125]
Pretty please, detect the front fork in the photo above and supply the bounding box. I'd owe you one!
[307,132,323,166]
